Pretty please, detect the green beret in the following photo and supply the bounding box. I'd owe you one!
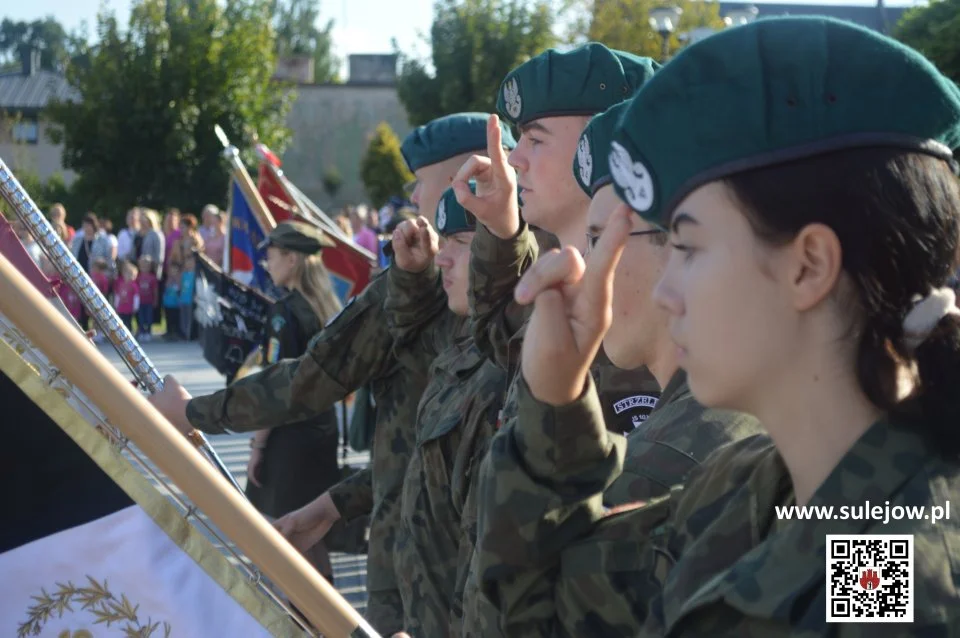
[436,183,477,236]
[497,43,660,126]
[258,221,334,254]
[401,113,517,172]
[574,100,630,196]
[610,17,960,226]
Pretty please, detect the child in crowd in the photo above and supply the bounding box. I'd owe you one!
[178,255,196,340]
[88,258,113,341]
[113,261,140,333]
[137,255,159,341]
[90,258,112,297]
[60,284,83,324]
[163,263,182,341]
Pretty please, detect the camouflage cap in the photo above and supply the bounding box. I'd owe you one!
[496,43,660,127]
[610,17,960,226]
[436,183,477,236]
[574,100,630,196]
[400,113,517,172]
[258,221,334,254]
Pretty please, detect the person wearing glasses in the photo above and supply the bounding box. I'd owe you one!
[575,102,762,509]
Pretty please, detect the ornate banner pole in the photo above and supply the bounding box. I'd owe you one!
[0,157,243,496]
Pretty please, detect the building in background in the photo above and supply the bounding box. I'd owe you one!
[0,48,78,183]
[280,53,409,213]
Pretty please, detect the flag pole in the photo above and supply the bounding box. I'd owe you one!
[214,126,277,233]
[0,250,381,638]
[0,158,244,497]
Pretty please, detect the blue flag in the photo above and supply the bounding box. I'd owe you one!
[228,180,270,291]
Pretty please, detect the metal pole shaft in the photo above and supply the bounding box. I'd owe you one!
[0,157,245,497]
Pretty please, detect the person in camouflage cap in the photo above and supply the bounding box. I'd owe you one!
[478,16,960,635]
[384,184,507,636]
[149,113,515,635]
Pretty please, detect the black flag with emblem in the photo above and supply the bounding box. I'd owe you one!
[193,252,274,380]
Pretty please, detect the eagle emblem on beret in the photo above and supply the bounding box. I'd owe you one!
[609,141,654,212]
[437,198,447,231]
[577,134,593,188]
[503,77,522,120]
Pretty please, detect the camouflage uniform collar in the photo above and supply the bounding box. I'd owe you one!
[433,331,488,380]
[650,369,688,416]
[670,419,930,627]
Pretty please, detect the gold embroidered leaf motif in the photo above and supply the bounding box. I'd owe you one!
[19,576,172,637]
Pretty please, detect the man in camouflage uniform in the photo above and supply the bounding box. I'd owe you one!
[447,43,663,636]
[458,44,664,438]
[148,113,516,635]
[378,185,508,636]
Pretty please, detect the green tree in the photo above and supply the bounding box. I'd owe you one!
[895,0,960,85]
[272,0,341,83]
[396,0,557,125]
[44,0,293,222]
[322,165,344,198]
[563,0,725,59]
[360,122,414,208]
[0,17,88,72]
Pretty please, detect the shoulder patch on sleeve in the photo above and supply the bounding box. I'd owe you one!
[266,337,281,363]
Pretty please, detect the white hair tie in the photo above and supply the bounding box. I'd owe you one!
[903,287,960,352]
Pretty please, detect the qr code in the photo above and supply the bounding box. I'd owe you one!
[826,534,913,623]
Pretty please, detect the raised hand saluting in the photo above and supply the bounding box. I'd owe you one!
[515,204,632,406]
[452,114,520,239]
[391,216,439,273]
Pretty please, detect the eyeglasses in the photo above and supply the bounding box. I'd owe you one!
[584,229,665,256]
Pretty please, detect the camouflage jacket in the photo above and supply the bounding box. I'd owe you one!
[185,269,451,633]
[603,369,762,507]
[639,420,960,637]
[469,221,661,433]
[385,265,506,637]
[479,374,960,636]
[474,370,756,636]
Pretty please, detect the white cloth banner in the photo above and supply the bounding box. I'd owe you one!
[0,505,271,637]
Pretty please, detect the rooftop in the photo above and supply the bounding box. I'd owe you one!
[0,49,79,113]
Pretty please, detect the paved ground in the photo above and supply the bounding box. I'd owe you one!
[97,339,371,618]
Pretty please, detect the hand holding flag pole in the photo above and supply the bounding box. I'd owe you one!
[0,248,381,638]
[0,157,244,497]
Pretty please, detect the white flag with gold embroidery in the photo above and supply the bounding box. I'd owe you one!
[0,322,303,637]
[0,334,303,637]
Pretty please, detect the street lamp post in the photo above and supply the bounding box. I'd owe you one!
[649,6,683,62]
[723,5,759,27]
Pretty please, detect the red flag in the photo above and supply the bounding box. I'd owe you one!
[254,148,375,301]
[257,162,296,224]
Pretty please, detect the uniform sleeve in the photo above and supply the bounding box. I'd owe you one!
[468,222,539,370]
[477,374,628,635]
[185,273,398,434]
[262,301,301,365]
[384,263,456,362]
[327,467,374,523]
